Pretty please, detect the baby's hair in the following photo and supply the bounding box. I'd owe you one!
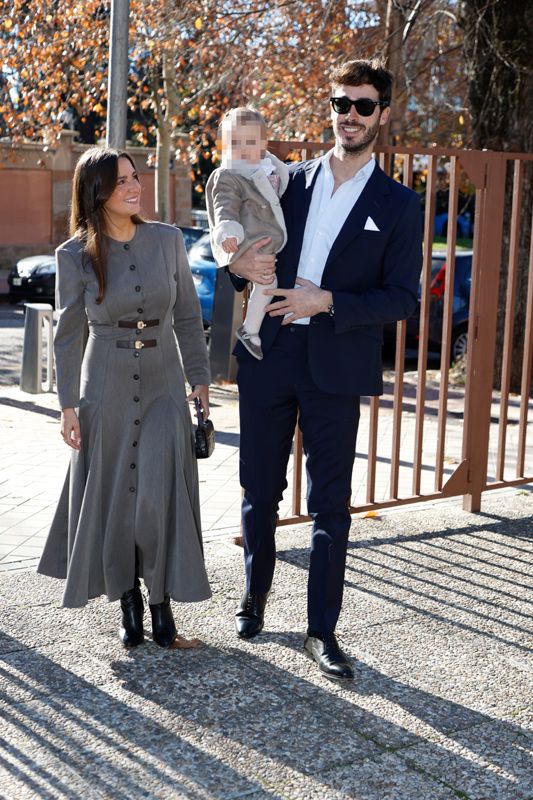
[218,107,267,141]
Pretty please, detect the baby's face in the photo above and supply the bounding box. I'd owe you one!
[222,122,266,165]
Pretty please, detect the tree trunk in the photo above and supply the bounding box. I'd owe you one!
[460,0,533,393]
[155,122,171,223]
[379,0,408,146]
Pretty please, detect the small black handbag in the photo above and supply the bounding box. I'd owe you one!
[194,397,215,458]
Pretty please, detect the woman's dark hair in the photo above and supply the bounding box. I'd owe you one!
[70,146,143,302]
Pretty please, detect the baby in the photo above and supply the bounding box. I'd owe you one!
[205,107,289,359]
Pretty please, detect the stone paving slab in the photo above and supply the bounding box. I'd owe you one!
[1,493,532,799]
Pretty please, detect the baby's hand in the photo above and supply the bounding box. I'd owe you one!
[222,237,239,254]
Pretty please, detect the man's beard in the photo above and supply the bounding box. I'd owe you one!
[337,116,381,155]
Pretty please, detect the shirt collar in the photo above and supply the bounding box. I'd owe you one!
[322,149,375,184]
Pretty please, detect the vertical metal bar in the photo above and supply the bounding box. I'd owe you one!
[390,153,414,498]
[497,159,523,479]
[402,152,414,188]
[366,396,380,503]
[292,422,303,516]
[461,153,507,511]
[390,320,406,498]
[517,198,533,477]
[412,155,437,495]
[378,151,391,173]
[435,156,459,490]
[106,0,130,149]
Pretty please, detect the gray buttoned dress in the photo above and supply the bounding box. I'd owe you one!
[37,222,212,608]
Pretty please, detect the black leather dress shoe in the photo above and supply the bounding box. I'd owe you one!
[119,582,144,647]
[235,591,269,639]
[150,594,177,647]
[304,634,354,681]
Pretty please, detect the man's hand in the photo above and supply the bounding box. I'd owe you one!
[265,277,333,324]
[226,237,276,285]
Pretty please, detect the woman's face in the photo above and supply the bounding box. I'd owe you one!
[103,157,141,221]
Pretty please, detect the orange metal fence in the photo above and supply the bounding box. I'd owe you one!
[267,141,533,523]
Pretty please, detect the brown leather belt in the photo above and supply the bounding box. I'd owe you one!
[117,340,157,350]
[118,319,159,329]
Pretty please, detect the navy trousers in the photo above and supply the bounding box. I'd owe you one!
[237,324,360,636]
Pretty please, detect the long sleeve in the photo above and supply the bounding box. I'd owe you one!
[172,230,211,387]
[54,247,88,409]
[206,170,245,267]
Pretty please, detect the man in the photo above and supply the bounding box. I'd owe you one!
[227,59,423,681]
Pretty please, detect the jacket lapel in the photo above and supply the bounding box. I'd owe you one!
[324,163,391,270]
[249,169,288,247]
[280,159,322,282]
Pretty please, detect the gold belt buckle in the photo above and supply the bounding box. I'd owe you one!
[134,340,144,350]
[136,320,146,330]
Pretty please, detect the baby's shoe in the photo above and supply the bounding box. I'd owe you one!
[236,325,263,360]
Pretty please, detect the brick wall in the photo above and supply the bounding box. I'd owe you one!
[0,131,193,267]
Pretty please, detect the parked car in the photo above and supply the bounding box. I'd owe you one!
[178,225,207,252]
[7,226,207,309]
[385,250,472,362]
[7,254,56,305]
[187,233,217,329]
[427,250,471,361]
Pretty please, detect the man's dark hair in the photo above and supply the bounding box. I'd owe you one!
[330,59,393,105]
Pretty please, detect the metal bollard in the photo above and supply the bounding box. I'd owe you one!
[20,303,54,394]
[208,270,243,383]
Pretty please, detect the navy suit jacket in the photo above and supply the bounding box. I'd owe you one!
[231,159,423,396]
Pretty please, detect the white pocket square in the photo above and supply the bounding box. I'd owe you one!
[364,216,380,231]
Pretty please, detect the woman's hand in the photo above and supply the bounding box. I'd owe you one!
[187,385,210,419]
[60,408,81,450]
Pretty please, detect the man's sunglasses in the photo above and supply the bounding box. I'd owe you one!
[329,97,389,117]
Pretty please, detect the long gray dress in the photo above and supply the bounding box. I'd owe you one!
[37,222,212,608]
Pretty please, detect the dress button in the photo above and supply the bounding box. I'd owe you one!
[137,308,143,314]
[135,285,141,292]
[132,441,137,447]
[133,352,139,358]
[133,374,139,380]
[130,264,136,271]
[134,419,140,425]
[124,243,130,250]
[130,463,136,469]
[129,486,135,493]
[133,396,139,402]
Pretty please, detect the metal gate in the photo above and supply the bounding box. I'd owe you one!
[266,142,533,524]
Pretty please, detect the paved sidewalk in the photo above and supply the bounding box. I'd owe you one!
[1,494,531,799]
[1,302,532,798]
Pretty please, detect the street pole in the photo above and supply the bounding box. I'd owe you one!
[106,0,130,149]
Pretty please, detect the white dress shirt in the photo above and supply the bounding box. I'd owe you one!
[294,151,375,324]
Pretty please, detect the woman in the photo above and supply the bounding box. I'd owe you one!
[38,146,211,649]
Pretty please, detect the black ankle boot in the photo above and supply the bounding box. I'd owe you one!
[149,594,177,647]
[119,580,144,647]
